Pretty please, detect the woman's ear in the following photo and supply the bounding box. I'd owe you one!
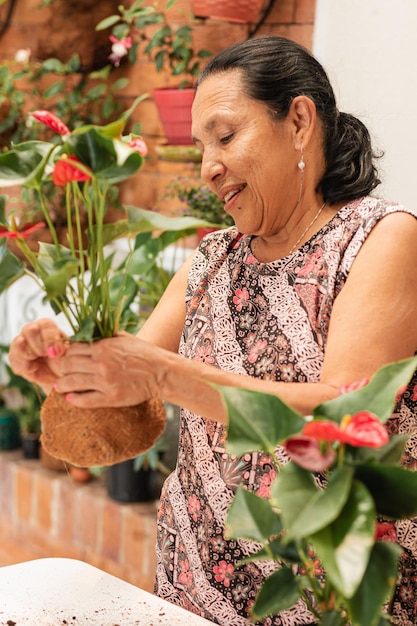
[290,95,317,150]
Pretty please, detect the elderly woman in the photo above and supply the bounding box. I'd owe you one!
[9,37,417,625]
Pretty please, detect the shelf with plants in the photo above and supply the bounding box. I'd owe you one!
[96,0,212,145]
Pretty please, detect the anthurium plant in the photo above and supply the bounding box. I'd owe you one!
[0,100,212,341]
[218,356,417,626]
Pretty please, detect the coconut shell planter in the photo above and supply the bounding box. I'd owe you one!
[40,391,166,467]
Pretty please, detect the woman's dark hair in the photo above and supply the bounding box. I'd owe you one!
[196,36,381,204]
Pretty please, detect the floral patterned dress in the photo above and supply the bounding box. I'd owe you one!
[154,196,417,625]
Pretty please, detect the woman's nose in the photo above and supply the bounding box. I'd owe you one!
[200,150,225,184]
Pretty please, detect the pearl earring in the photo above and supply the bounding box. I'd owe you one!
[298,151,305,170]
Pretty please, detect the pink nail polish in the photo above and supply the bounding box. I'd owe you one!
[65,394,72,403]
[47,346,57,358]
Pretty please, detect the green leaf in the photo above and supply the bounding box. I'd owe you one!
[354,463,417,518]
[219,386,305,456]
[251,568,302,620]
[315,357,417,424]
[95,14,121,30]
[311,480,376,598]
[274,464,353,539]
[100,206,215,247]
[70,317,96,342]
[0,141,57,187]
[108,273,138,309]
[43,81,65,98]
[225,486,282,543]
[320,612,346,626]
[128,237,162,275]
[238,537,300,565]
[353,433,409,465]
[0,250,26,293]
[345,541,401,626]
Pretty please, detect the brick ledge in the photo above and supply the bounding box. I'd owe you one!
[0,450,158,591]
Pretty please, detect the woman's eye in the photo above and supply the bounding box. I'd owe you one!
[220,133,234,145]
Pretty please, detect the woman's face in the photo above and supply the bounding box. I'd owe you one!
[191,70,301,237]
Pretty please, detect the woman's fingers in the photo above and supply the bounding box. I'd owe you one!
[22,318,68,357]
[8,319,69,386]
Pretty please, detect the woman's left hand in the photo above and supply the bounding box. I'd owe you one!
[50,333,166,409]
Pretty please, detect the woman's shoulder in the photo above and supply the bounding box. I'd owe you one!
[342,196,417,221]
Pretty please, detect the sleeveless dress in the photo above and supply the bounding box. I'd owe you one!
[154,196,417,625]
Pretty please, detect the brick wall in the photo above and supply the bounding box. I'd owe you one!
[0,450,158,591]
[0,0,317,212]
[0,0,317,589]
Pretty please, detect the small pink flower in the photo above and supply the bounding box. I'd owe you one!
[128,136,148,157]
[297,249,323,277]
[248,339,267,364]
[178,559,193,585]
[52,156,92,186]
[110,35,132,49]
[233,287,249,311]
[194,344,215,364]
[187,494,201,522]
[109,35,132,67]
[213,561,234,587]
[257,469,277,499]
[30,110,70,136]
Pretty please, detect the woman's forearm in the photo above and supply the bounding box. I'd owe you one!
[158,349,339,423]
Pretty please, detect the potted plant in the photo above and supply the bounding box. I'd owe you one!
[217,357,417,625]
[106,435,170,503]
[0,103,213,469]
[0,345,21,452]
[166,170,235,240]
[96,0,212,145]
[0,354,45,459]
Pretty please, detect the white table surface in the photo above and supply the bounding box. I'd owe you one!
[0,557,213,625]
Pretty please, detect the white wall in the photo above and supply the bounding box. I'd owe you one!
[314,0,417,210]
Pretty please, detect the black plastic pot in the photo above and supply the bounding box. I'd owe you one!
[21,432,40,459]
[106,459,154,503]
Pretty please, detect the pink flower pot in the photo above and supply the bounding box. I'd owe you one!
[152,87,195,146]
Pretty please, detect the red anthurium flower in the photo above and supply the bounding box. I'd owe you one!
[52,156,92,187]
[303,420,343,443]
[31,110,70,136]
[304,411,389,449]
[128,136,148,157]
[284,435,336,472]
[341,411,389,448]
[0,222,46,239]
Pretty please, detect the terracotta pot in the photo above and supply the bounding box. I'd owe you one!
[191,0,264,23]
[69,466,92,484]
[152,87,195,146]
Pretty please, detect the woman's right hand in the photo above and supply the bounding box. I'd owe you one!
[8,318,69,388]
